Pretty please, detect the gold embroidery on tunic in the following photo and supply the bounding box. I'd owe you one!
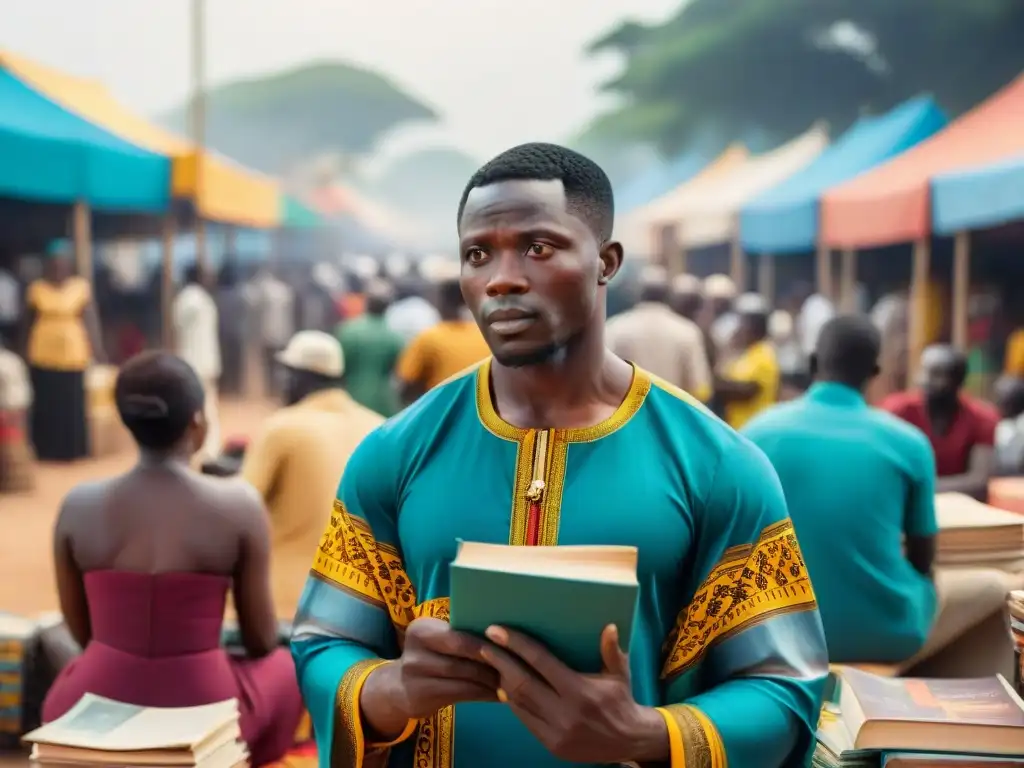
[314,500,455,767]
[310,501,418,623]
[333,658,390,768]
[661,519,817,680]
[477,359,651,548]
[409,599,454,768]
[660,704,726,768]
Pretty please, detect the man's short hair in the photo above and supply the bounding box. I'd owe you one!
[457,143,614,243]
[815,315,881,382]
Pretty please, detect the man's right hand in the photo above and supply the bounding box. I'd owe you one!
[360,618,499,740]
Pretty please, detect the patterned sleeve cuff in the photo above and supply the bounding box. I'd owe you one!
[655,704,726,768]
[334,659,417,768]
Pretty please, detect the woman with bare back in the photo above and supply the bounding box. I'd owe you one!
[43,351,302,765]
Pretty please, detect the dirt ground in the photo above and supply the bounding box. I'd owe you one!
[0,397,276,617]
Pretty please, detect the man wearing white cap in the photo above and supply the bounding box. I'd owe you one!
[606,266,711,401]
[703,274,739,354]
[240,329,383,618]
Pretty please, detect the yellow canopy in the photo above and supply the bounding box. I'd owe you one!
[2,50,280,227]
[617,144,749,253]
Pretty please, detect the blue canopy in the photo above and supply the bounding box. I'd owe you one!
[932,154,1024,234]
[615,150,709,213]
[740,96,947,254]
[0,70,170,212]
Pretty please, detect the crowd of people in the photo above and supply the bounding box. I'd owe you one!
[4,141,1024,767]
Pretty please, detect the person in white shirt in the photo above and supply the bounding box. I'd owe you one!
[173,265,221,463]
[0,336,33,492]
[792,282,836,359]
[245,267,295,396]
[606,266,712,401]
[994,375,1024,476]
[385,277,441,343]
[0,266,20,346]
[704,274,737,354]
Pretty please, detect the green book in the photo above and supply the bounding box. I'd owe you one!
[448,541,639,674]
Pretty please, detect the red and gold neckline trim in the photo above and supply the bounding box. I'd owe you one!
[474,357,651,443]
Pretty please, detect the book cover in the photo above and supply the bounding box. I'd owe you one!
[449,548,639,674]
[23,694,239,752]
[884,754,1024,767]
[843,668,1024,729]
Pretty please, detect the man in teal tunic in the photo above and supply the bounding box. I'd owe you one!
[292,143,828,768]
[743,315,938,664]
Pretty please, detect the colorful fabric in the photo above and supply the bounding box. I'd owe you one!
[743,383,938,663]
[291,360,827,768]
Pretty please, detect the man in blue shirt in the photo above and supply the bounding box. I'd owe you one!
[743,315,939,663]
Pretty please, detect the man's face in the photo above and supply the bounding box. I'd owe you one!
[919,347,961,402]
[458,179,620,368]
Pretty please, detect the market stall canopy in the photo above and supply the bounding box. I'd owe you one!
[614,149,709,214]
[668,124,829,250]
[281,194,323,229]
[0,69,170,211]
[1,50,280,228]
[741,97,946,255]
[307,183,426,246]
[616,144,749,255]
[822,72,1024,248]
[932,153,1024,235]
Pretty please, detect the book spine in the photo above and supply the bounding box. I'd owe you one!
[1008,611,1024,696]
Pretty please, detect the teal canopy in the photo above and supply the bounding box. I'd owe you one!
[932,154,1024,234]
[741,96,947,254]
[281,194,322,229]
[0,70,170,212]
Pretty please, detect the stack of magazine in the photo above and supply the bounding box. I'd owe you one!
[22,694,246,768]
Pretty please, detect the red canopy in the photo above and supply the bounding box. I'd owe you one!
[822,73,1024,248]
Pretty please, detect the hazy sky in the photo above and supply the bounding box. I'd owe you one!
[3,0,680,163]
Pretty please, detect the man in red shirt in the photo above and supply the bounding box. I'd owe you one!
[882,344,998,499]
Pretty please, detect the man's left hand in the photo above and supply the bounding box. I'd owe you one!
[480,624,668,764]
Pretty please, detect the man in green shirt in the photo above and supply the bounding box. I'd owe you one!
[335,280,406,417]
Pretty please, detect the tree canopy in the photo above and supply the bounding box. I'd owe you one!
[160,61,437,174]
[587,0,1024,155]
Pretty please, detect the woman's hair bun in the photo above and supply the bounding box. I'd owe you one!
[120,394,170,420]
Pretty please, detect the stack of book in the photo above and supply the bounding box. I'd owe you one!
[0,613,36,749]
[934,493,1024,571]
[23,694,247,768]
[813,666,1024,767]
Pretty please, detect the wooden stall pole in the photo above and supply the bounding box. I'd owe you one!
[951,231,971,352]
[907,238,931,386]
[190,0,210,285]
[757,254,775,305]
[161,215,177,350]
[816,243,833,302]
[655,224,686,278]
[729,224,746,292]
[838,249,857,313]
[194,219,209,286]
[72,201,92,281]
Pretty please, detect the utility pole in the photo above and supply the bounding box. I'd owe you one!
[190,0,209,283]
